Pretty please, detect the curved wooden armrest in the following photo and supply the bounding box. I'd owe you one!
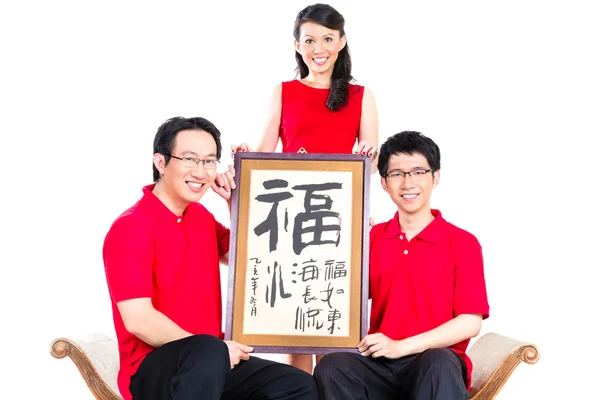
[468,332,540,400]
[50,335,123,400]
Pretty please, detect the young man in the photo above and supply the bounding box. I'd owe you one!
[103,117,318,400]
[314,131,489,399]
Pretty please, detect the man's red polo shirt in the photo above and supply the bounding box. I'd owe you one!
[369,210,489,389]
[103,185,230,400]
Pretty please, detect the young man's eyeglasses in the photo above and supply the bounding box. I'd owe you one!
[384,169,433,179]
[168,155,219,169]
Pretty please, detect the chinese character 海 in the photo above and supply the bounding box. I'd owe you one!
[299,258,319,282]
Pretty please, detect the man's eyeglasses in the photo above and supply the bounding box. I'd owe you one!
[384,169,433,179]
[168,155,219,169]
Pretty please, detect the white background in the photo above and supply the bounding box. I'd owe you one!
[1,0,599,398]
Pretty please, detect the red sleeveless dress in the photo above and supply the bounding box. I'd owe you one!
[279,80,364,154]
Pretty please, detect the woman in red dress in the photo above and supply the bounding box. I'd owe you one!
[232,3,378,164]
[232,3,379,373]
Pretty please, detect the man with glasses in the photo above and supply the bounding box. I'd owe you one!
[314,131,489,400]
[103,117,318,400]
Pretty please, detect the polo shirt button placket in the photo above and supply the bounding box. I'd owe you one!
[177,218,182,223]
[403,250,408,255]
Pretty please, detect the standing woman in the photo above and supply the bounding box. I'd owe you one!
[233,3,379,163]
[232,3,379,374]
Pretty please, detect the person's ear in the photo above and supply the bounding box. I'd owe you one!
[380,176,390,194]
[433,170,440,187]
[154,153,167,176]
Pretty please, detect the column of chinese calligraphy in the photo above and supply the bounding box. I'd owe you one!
[243,169,354,337]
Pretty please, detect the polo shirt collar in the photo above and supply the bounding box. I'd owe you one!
[384,209,446,244]
[417,210,446,244]
[384,212,403,239]
[141,184,185,224]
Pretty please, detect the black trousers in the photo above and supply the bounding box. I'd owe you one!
[130,335,319,400]
[314,348,469,400]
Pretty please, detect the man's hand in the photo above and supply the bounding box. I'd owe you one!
[224,340,254,368]
[357,333,405,359]
[211,164,236,201]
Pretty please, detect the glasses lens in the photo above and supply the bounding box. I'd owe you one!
[180,159,194,168]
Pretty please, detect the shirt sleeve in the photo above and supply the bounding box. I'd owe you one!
[453,233,490,319]
[103,218,154,303]
[215,219,230,258]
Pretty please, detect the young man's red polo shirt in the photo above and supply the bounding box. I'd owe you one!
[103,185,230,400]
[369,209,489,389]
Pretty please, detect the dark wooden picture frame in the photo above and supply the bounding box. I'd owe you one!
[225,152,370,354]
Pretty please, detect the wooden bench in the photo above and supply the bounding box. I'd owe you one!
[50,332,539,399]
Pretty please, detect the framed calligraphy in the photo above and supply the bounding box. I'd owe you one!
[225,152,370,354]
